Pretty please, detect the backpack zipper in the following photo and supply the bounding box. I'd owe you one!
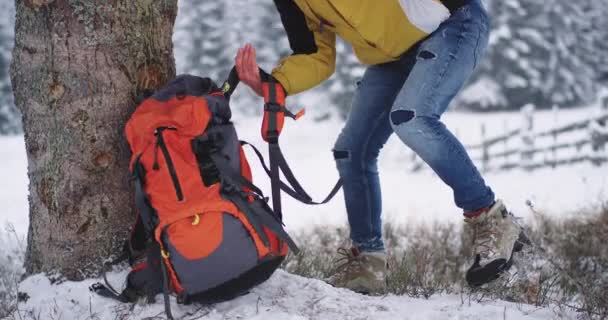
[153,127,184,202]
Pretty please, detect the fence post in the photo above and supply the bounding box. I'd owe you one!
[520,104,535,170]
[503,119,509,165]
[589,100,608,165]
[481,123,489,172]
[551,104,559,168]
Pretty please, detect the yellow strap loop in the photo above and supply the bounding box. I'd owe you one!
[161,249,170,259]
[192,213,200,226]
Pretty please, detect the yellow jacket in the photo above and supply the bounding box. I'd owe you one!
[271,0,450,95]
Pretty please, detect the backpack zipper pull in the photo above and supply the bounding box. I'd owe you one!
[153,128,162,171]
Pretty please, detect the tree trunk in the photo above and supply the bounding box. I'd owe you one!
[10,0,177,280]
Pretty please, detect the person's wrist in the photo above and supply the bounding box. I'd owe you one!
[254,81,264,96]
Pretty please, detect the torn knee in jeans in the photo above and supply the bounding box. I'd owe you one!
[390,109,416,126]
[333,150,350,160]
[417,50,437,60]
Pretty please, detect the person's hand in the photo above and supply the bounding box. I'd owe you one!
[235,43,264,97]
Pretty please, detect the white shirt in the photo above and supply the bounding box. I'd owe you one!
[399,0,451,34]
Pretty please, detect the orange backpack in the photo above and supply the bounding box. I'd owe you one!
[91,69,340,319]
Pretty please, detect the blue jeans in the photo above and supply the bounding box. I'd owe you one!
[333,0,494,252]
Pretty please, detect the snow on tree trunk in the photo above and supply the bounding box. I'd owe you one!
[10,0,177,280]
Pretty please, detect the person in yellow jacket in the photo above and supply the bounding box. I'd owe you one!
[236,0,526,293]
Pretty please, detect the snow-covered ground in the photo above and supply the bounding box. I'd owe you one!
[13,269,575,320]
[1,104,606,320]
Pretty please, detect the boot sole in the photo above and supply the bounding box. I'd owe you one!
[466,231,529,287]
[325,278,386,296]
[329,284,385,296]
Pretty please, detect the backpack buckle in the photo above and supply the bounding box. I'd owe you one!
[265,130,279,144]
[264,102,282,112]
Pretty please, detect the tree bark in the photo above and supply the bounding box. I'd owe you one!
[10,0,177,280]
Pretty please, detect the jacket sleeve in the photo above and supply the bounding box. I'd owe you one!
[271,0,336,95]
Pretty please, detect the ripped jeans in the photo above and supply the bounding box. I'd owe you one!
[333,0,494,252]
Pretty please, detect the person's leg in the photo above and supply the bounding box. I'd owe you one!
[389,0,524,287]
[333,55,414,252]
[331,54,417,294]
[389,0,494,212]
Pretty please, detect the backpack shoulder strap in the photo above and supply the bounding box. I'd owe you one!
[221,66,342,216]
[240,141,342,205]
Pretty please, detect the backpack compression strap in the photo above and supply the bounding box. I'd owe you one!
[260,76,342,219]
[240,141,342,206]
[222,66,342,219]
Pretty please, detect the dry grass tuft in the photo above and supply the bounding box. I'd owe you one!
[0,223,25,319]
[283,202,608,319]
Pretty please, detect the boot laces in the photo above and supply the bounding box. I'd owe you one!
[335,247,364,273]
[468,216,499,259]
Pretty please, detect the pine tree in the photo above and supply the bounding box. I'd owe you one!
[11,0,177,279]
[326,39,365,119]
[0,1,20,134]
[174,1,230,81]
[222,0,289,114]
[587,1,608,85]
[460,0,598,111]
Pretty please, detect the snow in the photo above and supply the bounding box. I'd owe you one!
[0,105,608,235]
[13,269,574,320]
[2,0,607,317]
[1,105,606,319]
[458,77,505,108]
[2,106,606,236]
[0,136,28,236]
[230,105,608,232]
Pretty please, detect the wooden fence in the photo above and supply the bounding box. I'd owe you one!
[410,103,608,173]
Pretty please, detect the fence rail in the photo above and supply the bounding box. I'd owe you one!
[410,103,608,173]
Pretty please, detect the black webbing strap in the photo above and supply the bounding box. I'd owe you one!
[208,153,267,200]
[222,66,270,102]
[270,143,342,205]
[264,78,284,220]
[241,141,342,205]
[228,193,299,254]
[221,65,342,218]
[132,155,158,236]
[90,283,130,303]
[269,142,282,218]
[89,258,135,303]
[160,257,174,320]
[222,67,240,101]
[207,152,300,253]
[158,226,175,320]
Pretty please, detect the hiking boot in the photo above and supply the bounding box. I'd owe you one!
[464,199,527,287]
[329,247,387,295]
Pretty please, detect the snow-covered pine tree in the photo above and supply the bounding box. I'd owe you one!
[587,1,608,85]
[222,0,289,114]
[326,39,365,119]
[174,1,231,82]
[459,0,597,111]
[0,1,20,134]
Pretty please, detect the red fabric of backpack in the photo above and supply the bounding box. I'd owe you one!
[91,74,298,316]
